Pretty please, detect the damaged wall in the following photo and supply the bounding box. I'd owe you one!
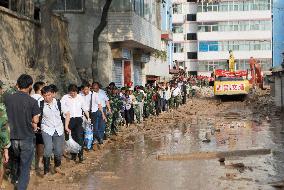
[0,6,81,91]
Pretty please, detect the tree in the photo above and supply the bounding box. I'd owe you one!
[91,0,113,81]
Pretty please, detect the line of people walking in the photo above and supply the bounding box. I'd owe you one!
[0,74,195,190]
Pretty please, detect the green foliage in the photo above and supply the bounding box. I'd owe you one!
[152,50,167,62]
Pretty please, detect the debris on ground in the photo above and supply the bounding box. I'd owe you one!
[157,148,271,161]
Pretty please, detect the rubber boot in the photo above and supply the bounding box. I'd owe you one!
[78,150,84,163]
[70,153,76,161]
[43,157,50,175]
[54,157,65,175]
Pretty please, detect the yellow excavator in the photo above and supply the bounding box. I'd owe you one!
[213,50,250,96]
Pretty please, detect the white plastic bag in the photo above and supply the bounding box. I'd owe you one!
[65,133,81,154]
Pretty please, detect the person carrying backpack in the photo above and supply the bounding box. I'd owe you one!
[39,86,70,176]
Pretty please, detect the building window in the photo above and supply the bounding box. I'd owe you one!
[197,0,271,12]
[187,52,197,59]
[53,0,84,12]
[173,43,184,53]
[198,20,272,32]
[173,3,182,14]
[172,24,183,33]
[133,0,145,17]
[187,14,196,21]
[199,40,271,52]
[187,33,197,40]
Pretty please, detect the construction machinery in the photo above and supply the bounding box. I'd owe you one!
[248,57,264,89]
[213,51,250,96]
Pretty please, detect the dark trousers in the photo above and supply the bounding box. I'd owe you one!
[91,108,106,141]
[69,117,84,158]
[10,138,35,190]
[155,100,162,115]
[182,95,187,104]
[124,107,134,125]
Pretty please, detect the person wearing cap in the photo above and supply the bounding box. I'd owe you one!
[0,81,10,189]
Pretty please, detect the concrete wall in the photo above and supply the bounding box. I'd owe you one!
[108,12,161,51]
[0,7,36,82]
[145,56,171,80]
[273,73,284,108]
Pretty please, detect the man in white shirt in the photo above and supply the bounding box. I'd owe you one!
[61,84,90,163]
[172,83,181,109]
[91,82,108,144]
[40,86,70,175]
[31,81,45,171]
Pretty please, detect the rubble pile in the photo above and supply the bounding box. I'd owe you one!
[193,86,214,98]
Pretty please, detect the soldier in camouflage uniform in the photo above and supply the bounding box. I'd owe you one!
[144,86,155,117]
[133,87,144,123]
[0,82,11,187]
[107,87,123,135]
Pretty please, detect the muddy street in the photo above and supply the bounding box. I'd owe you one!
[26,95,284,190]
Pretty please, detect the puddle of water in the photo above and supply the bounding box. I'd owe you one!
[78,107,284,190]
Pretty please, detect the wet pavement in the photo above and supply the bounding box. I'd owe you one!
[79,100,284,190]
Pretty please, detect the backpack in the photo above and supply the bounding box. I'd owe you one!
[39,99,65,128]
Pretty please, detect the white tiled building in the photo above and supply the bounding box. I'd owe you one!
[172,0,272,76]
[54,0,170,87]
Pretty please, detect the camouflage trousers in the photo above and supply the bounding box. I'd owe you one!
[105,113,113,137]
[149,102,155,115]
[133,104,140,123]
[169,97,175,109]
[106,112,121,136]
[173,95,182,109]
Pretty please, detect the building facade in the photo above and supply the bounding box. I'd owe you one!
[54,0,170,87]
[172,0,272,76]
[144,0,173,83]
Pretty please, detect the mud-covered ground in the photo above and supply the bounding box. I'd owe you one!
[5,91,284,190]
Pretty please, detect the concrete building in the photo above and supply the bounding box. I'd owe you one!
[172,0,272,76]
[54,0,170,87]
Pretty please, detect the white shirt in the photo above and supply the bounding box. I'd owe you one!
[165,88,171,100]
[90,92,102,113]
[31,93,43,107]
[61,94,88,118]
[80,91,92,111]
[41,98,64,136]
[98,89,109,108]
[172,87,181,97]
